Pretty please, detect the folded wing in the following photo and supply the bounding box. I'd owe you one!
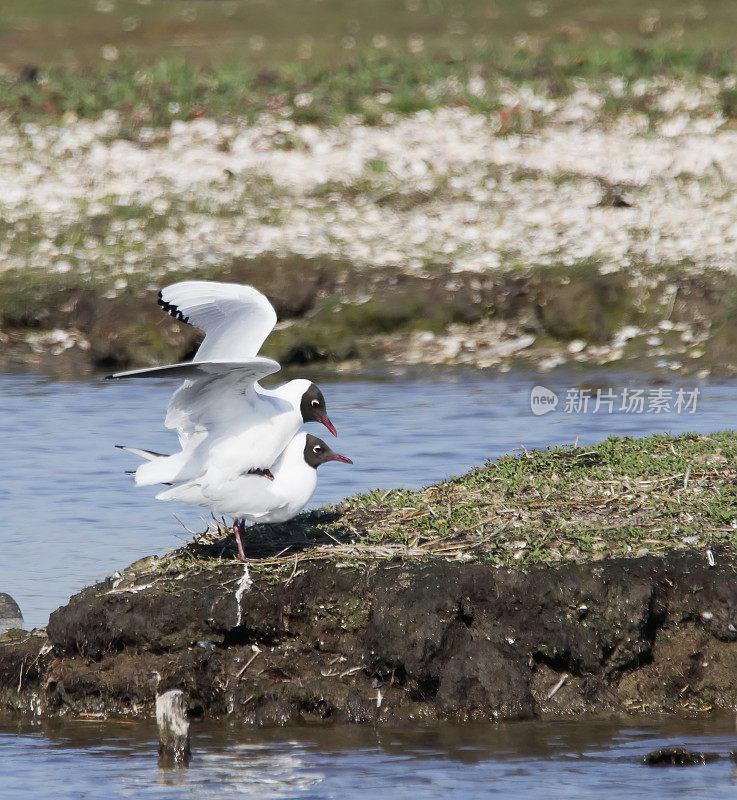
[156,473,290,521]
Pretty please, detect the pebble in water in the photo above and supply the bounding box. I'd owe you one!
[0,594,24,635]
[643,747,720,766]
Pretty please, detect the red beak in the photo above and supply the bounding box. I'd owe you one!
[319,415,337,437]
[330,453,353,464]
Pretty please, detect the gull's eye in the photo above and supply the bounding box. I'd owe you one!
[313,445,322,453]
[311,399,320,407]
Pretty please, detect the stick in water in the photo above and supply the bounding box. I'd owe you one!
[156,689,190,767]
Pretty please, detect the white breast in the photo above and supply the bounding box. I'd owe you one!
[204,435,317,521]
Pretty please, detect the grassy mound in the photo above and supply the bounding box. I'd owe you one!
[168,431,737,577]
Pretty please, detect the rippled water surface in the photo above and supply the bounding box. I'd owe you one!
[2,715,737,800]
[1,368,735,629]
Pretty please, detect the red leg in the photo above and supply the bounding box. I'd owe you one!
[234,519,248,562]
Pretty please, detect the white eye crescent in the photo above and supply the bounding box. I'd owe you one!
[311,399,320,407]
[313,445,321,453]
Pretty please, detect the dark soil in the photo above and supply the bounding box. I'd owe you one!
[3,258,737,376]
[3,548,737,724]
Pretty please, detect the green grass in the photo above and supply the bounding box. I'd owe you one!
[321,430,737,563]
[166,431,737,577]
[1,42,735,129]
[6,0,737,67]
[4,0,737,130]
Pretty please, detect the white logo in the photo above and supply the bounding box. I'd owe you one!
[530,385,558,415]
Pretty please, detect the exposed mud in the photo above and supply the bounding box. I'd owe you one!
[3,548,737,724]
[2,259,737,377]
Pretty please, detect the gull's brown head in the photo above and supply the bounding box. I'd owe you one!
[300,383,336,437]
[303,433,352,469]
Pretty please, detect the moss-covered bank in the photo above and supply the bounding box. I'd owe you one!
[3,432,737,723]
[2,259,737,377]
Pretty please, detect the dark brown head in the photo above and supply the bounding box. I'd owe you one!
[303,433,352,469]
[300,383,336,436]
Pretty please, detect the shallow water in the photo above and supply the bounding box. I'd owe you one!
[2,715,737,800]
[0,367,735,629]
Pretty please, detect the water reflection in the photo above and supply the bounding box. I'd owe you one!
[2,716,737,799]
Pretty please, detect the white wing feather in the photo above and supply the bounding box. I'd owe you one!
[164,368,277,442]
[112,280,304,489]
[109,357,280,382]
[158,281,277,362]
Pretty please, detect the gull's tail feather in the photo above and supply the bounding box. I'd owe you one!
[135,450,199,487]
[116,444,189,486]
[115,445,169,461]
[156,481,204,505]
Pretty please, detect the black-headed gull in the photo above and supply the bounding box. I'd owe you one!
[110,281,336,485]
[153,433,352,560]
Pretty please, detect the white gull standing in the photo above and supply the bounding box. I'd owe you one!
[151,432,352,560]
[111,280,337,486]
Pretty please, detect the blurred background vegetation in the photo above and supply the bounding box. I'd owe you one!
[3,1,737,376]
[3,0,737,126]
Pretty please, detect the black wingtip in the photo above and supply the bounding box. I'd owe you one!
[114,445,126,450]
[157,291,190,325]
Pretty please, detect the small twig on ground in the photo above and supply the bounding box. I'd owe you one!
[546,673,569,700]
[236,646,262,679]
[172,515,202,537]
[323,529,345,546]
[339,666,363,678]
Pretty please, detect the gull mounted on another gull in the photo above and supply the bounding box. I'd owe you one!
[111,280,336,486]
[151,433,352,560]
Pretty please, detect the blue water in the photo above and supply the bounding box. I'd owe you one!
[0,368,734,629]
[1,716,737,799]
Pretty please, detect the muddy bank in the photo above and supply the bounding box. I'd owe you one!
[3,547,737,723]
[2,258,736,377]
[5,430,737,724]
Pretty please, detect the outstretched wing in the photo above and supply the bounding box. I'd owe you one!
[108,357,280,382]
[109,282,285,477]
[158,281,278,362]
